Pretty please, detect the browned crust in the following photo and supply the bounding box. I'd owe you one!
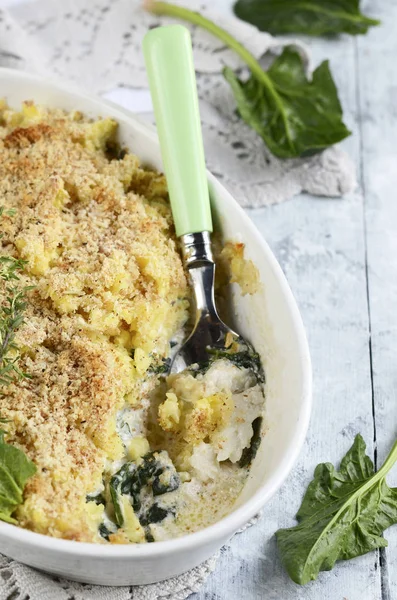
[0,102,189,541]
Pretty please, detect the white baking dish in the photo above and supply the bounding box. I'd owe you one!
[0,68,312,586]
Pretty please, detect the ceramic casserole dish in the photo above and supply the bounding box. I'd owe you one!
[0,68,312,586]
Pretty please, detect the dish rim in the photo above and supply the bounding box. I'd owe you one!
[0,67,312,557]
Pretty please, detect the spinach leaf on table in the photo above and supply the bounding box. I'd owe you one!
[224,47,350,158]
[276,434,397,585]
[145,1,351,159]
[234,0,380,37]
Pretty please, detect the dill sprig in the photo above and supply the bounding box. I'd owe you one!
[0,206,32,386]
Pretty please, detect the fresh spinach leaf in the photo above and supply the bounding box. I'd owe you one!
[146,2,350,159]
[276,434,397,585]
[234,0,380,37]
[0,437,36,523]
[224,48,350,158]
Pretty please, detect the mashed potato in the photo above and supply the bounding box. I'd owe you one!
[0,101,265,544]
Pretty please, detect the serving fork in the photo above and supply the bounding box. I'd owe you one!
[143,25,258,375]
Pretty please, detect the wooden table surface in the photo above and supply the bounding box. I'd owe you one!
[190,0,397,598]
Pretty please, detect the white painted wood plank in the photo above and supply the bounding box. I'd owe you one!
[193,196,378,600]
[356,1,397,599]
[194,23,381,599]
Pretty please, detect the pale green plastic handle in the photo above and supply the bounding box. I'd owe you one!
[143,25,212,237]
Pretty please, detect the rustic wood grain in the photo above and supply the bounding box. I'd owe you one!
[356,1,397,599]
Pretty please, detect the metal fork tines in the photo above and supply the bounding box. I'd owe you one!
[171,232,240,374]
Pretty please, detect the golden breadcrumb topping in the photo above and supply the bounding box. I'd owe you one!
[0,101,189,541]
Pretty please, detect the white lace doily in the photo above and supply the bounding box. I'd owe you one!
[0,552,219,600]
[0,0,355,207]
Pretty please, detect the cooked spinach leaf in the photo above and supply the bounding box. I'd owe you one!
[86,491,106,505]
[109,451,180,528]
[0,436,37,523]
[193,340,264,383]
[105,139,125,161]
[146,2,350,159]
[131,452,179,508]
[238,416,262,467]
[139,504,174,526]
[234,0,380,37]
[147,357,171,375]
[145,529,155,543]
[109,462,137,526]
[98,523,113,541]
[276,434,397,585]
[211,342,264,382]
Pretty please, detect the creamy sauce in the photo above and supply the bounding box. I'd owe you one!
[97,357,265,543]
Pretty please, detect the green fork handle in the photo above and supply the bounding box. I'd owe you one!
[143,25,212,237]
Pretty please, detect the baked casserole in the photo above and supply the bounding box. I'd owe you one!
[0,101,265,544]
